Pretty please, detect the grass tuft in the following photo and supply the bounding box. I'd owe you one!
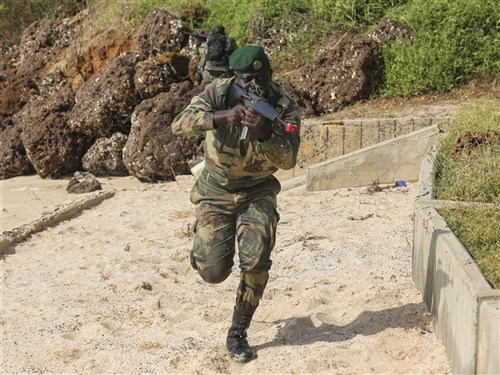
[434,98,500,204]
[435,98,500,288]
[439,204,500,289]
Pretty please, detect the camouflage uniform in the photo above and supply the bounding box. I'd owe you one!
[171,76,301,315]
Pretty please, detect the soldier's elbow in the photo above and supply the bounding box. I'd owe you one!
[171,123,182,137]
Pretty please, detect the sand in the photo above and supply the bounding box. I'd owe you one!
[0,173,450,374]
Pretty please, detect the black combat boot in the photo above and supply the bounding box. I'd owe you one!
[226,307,256,363]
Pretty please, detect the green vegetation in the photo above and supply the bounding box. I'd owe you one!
[163,0,409,69]
[440,204,499,289]
[381,0,500,96]
[434,99,500,288]
[165,0,406,42]
[434,99,500,204]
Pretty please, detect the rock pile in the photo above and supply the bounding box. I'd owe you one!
[0,8,412,182]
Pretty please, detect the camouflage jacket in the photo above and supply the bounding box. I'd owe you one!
[171,77,301,190]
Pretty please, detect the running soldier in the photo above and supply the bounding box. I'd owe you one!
[171,45,301,362]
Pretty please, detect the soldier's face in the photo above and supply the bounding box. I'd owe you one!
[234,71,270,95]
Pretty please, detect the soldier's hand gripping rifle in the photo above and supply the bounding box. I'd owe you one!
[229,83,298,141]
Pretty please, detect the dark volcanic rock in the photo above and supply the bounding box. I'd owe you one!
[0,77,37,129]
[285,17,413,117]
[66,172,102,194]
[16,17,79,83]
[299,35,380,114]
[451,130,500,161]
[82,132,129,176]
[69,52,144,138]
[367,16,413,45]
[123,81,204,182]
[276,75,317,117]
[15,72,92,178]
[0,46,19,89]
[134,53,190,99]
[249,10,316,72]
[1,16,80,129]
[0,123,35,179]
[250,10,312,54]
[135,9,189,55]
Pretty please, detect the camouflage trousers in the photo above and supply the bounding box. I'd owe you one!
[190,170,281,315]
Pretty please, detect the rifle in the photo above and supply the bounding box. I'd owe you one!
[228,83,298,140]
[184,31,208,42]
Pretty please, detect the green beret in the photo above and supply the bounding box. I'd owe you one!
[229,45,270,72]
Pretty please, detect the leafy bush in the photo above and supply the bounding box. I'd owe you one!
[307,0,409,31]
[128,0,167,19]
[381,0,500,96]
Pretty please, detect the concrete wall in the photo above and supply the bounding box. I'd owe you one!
[477,300,500,374]
[305,124,439,191]
[413,152,499,375]
[298,116,450,168]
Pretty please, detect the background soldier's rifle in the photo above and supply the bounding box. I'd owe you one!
[184,31,207,42]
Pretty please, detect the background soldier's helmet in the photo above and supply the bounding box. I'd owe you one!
[212,25,225,35]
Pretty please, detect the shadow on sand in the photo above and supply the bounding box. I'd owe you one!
[254,302,432,351]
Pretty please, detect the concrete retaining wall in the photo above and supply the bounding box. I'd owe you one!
[305,124,439,191]
[413,151,499,374]
[298,116,450,167]
[477,300,500,374]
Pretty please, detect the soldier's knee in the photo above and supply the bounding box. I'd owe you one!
[198,266,232,284]
[197,257,234,284]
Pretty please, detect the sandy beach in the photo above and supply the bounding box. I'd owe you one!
[0,173,450,374]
